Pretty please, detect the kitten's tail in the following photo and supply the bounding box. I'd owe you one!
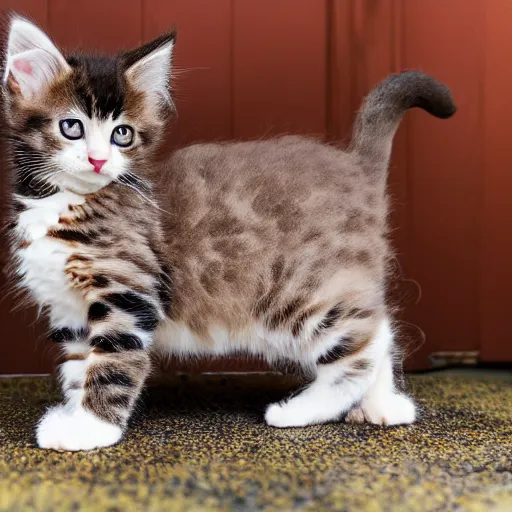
[349,71,456,170]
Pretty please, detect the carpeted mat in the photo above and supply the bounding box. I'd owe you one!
[0,374,511,511]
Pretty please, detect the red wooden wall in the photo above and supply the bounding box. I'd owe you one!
[0,0,509,374]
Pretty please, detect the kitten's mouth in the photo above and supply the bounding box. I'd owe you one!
[88,165,104,175]
[88,158,107,174]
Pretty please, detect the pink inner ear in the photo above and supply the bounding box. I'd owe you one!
[13,58,33,76]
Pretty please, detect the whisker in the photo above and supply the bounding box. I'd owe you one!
[115,175,172,217]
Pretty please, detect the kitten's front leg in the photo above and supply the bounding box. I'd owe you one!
[37,341,151,451]
[38,272,159,450]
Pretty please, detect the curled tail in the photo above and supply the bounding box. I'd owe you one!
[350,71,456,170]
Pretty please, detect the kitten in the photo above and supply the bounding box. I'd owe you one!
[2,16,456,451]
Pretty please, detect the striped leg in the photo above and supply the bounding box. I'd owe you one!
[37,290,159,451]
[37,343,150,451]
[265,317,413,427]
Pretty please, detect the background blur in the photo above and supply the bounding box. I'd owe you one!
[0,0,510,374]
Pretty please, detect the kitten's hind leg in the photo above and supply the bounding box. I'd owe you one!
[265,317,410,428]
[345,352,416,426]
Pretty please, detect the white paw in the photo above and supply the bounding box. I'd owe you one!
[265,402,311,428]
[265,402,292,427]
[37,405,123,451]
[345,406,366,424]
[346,393,416,426]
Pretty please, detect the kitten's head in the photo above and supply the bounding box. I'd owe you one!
[2,16,176,196]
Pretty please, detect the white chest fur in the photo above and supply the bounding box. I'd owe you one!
[13,192,89,329]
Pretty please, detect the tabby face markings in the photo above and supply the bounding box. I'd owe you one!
[51,112,135,192]
[57,114,138,176]
[3,16,175,197]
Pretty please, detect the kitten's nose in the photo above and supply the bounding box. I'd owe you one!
[88,157,107,174]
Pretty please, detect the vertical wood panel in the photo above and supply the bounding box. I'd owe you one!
[233,0,327,138]
[402,0,484,360]
[0,0,47,25]
[49,0,142,51]
[350,0,397,108]
[480,0,512,361]
[328,0,353,143]
[143,0,232,146]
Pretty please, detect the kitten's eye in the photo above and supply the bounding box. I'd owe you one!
[59,119,84,140]
[111,125,134,147]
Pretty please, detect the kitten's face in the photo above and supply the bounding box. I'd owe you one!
[2,17,176,196]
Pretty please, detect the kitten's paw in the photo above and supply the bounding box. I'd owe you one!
[345,406,366,424]
[265,402,311,428]
[37,405,123,451]
[346,393,416,426]
[265,402,291,427]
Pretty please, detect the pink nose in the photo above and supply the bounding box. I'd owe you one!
[88,157,107,174]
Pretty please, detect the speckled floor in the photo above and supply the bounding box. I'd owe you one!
[0,373,511,511]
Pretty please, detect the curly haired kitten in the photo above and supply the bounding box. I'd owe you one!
[2,17,456,451]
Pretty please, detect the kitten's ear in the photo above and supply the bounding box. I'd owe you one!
[3,16,70,99]
[123,31,176,110]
